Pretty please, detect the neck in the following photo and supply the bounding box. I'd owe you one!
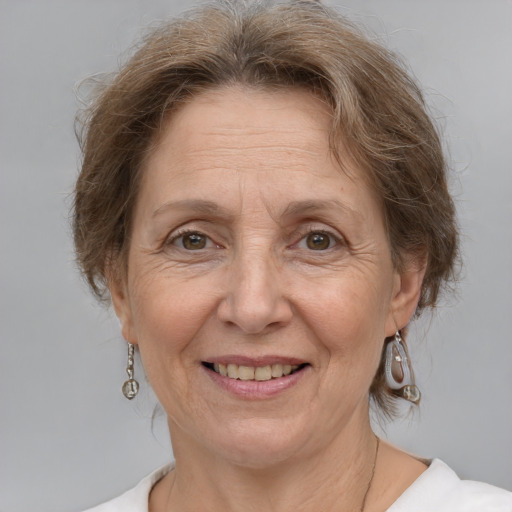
[155,412,379,512]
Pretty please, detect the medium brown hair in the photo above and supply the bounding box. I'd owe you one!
[73,0,459,413]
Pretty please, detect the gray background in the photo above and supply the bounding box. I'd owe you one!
[1,0,511,510]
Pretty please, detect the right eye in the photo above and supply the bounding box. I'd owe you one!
[302,231,336,251]
[169,231,214,250]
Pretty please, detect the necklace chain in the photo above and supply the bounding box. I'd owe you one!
[162,436,381,511]
[360,436,380,512]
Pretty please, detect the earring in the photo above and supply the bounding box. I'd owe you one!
[122,343,139,400]
[385,331,420,403]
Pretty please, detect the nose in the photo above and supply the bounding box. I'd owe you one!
[217,249,293,335]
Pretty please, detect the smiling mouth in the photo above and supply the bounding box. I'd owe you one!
[202,362,309,381]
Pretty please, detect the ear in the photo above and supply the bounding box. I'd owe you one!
[109,270,138,346]
[385,254,427,337]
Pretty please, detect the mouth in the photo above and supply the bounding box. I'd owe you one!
[202,361,309,381]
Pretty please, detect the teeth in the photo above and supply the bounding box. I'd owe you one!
[271,364,282,378]
[211,363,302,380]
[255,366,272,381]
[238,365,255,380]
[227,364,239,379]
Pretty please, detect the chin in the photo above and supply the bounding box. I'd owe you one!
[200,417,317,469]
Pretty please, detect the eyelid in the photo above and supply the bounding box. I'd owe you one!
[297,232,339,251]
[290,224,345,248]
[163,223,344,250]
[165,227,219,249]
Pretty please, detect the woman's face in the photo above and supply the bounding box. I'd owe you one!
[112,87,422,467]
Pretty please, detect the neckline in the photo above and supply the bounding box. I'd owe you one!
[142,459,446,512]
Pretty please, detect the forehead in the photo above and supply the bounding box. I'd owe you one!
[151,86,333,162]
[137,86,381,221]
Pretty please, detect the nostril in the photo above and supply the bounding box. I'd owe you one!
[216,284,293,335]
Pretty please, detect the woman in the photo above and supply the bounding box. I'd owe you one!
[73,1,512,510]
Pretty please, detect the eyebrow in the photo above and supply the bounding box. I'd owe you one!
[282,199,363,221]
[151,198,363,222]
[152,199,232,219]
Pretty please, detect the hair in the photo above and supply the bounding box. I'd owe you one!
[73,0,459,415]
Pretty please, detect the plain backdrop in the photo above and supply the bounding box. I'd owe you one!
[1,0,511,510]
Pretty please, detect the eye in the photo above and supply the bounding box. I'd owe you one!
[170,231,214,250]
[298,231,338,251]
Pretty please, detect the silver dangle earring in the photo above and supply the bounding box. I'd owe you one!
[385,331,420,403]
[122,343,139,400]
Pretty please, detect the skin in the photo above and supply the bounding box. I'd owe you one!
[111,87,427,512]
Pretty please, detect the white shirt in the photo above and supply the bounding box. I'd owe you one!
[83,459,512,511]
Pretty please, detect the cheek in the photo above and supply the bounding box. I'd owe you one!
[126,273,216,388]
[298,272,390,373]
[306,272,390,333]
[129,263,217,337]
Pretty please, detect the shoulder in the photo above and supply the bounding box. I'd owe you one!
[81,464,173,512]
[388,459,512,512]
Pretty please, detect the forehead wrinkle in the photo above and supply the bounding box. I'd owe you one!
[185,145,323,158]
[225,171,281,228]
[181,120,328,149]
[183,135,327,159]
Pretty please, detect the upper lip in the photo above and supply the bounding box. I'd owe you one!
[204,355,308,366]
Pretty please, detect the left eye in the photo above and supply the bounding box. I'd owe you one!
[171,232,213,250]
[298,231,338,251]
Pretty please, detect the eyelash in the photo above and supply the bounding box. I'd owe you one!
[166,227,344,252]
[166,229,219,251]
[292,228,344,252]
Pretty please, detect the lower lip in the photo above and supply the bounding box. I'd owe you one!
[203,365,310,399]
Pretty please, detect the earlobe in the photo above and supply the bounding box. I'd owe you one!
[386,256,427,335]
